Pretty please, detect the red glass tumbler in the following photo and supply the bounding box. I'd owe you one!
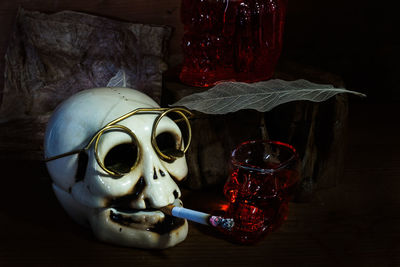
[180,0,287,87]
[223,140,300,244]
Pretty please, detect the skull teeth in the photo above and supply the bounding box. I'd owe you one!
[110,208,165,226]
[109,199,184,228]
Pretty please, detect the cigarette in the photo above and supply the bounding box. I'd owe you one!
[160,205,234,231]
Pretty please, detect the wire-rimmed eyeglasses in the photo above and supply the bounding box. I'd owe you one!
[45,107,193,177]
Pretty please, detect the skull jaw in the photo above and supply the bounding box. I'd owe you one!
[89,209,188,249]
[53,184,188,249]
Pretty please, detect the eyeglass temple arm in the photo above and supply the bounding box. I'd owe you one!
[44,149,84,162]
[44,107,193,162]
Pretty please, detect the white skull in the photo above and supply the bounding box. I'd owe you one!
[44,87,190,249]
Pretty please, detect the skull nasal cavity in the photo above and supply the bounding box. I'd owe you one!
[131,177,146,198]
[153,168,158,180]
[109,177,146,208]
[173,190,179,199]
[104,143,138,176]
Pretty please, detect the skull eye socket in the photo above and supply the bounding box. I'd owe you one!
[155,132,183,160]
[151,108,192,162]
[104,143,139,176]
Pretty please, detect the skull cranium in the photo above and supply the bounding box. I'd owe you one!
[44,87,191,249]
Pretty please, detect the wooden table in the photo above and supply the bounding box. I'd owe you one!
[1,100,399,266]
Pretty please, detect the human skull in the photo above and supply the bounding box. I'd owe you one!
[44,87,191,249]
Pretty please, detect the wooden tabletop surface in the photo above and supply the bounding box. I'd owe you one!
[1,100,399,266]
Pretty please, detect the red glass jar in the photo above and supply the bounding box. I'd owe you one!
[222,140,300,244]
[180,0,287,87]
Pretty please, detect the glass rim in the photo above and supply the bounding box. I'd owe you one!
[231,140,299,173]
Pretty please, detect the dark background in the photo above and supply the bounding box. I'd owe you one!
[282,0,399,101]
[0,1,399,266]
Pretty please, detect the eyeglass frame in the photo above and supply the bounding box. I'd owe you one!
[44,107,193,177]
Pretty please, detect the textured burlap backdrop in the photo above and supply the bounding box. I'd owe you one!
[0,8,172,159]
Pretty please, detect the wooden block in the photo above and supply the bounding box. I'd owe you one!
[265,95,348,201]
[162,77,265,189]
[164,62,349,201]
